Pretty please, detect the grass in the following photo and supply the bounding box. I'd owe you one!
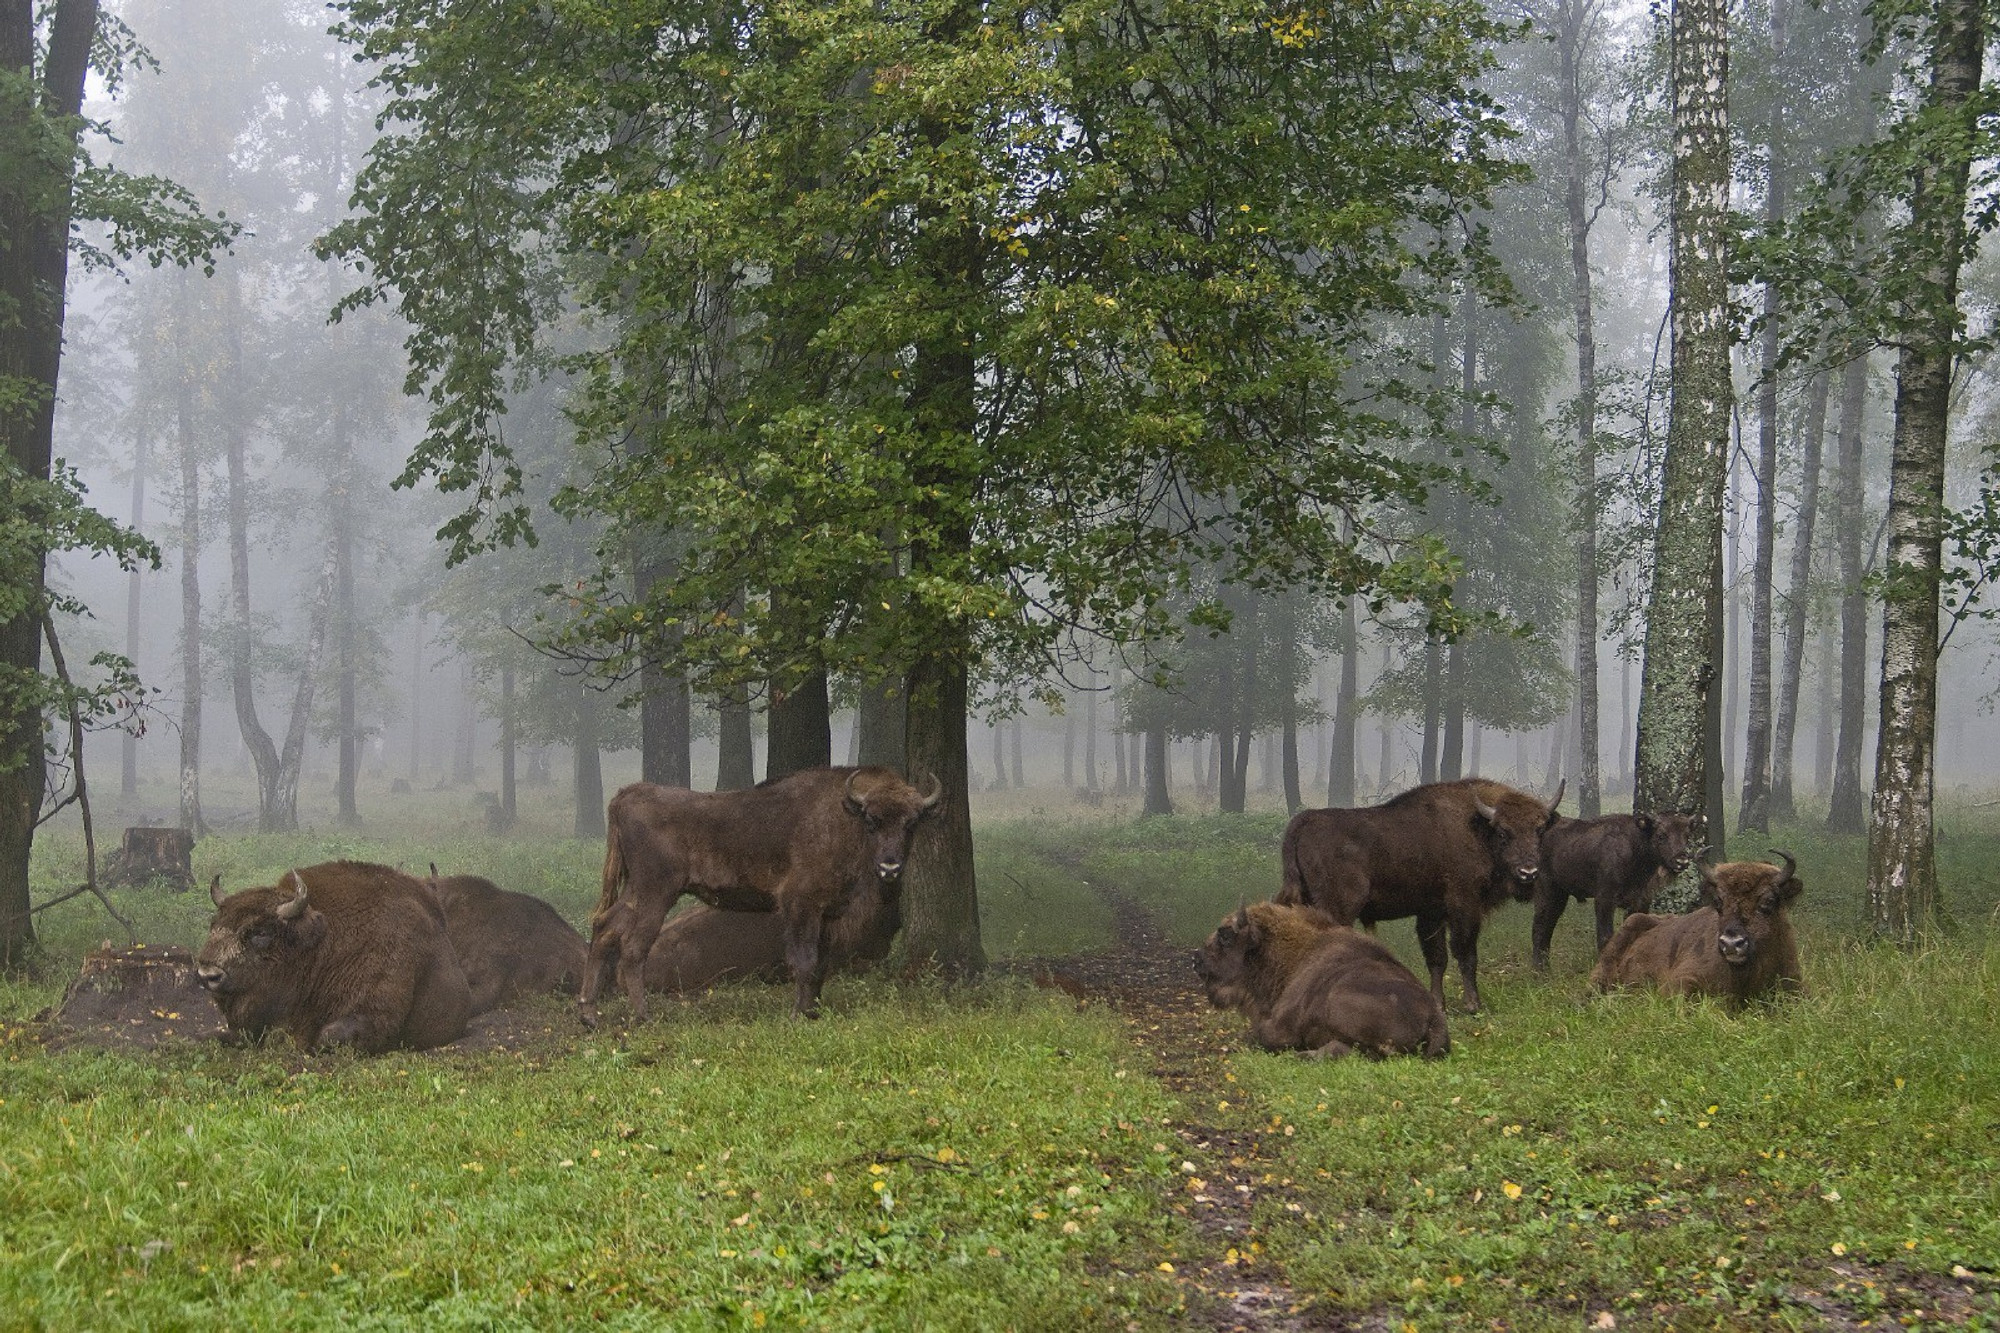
[6,785,2000,1328]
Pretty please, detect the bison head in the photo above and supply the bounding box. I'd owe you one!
[1192,904,1260,1011]
[1473,778,1563,899]
[196,871,327,1018]
[843,769,943,884]
[1636,812,1696,876]
[1699,851,1802,966]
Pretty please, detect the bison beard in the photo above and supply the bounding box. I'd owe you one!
[196,861,471,1053]
[1530,812,1695,970]
[1277,778,1562,1013]
[584,765,939,1021]
[1591,851,1804,1008]
[424,868,587,1015]
[1193,902,1448,1059]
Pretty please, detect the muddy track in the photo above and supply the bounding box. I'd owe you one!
[1022,854,1367,1332]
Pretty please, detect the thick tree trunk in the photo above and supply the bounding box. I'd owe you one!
[635,543,692,788]
[1375,644,1395,797]
[1009,719,1024,788]
[716,687,754,790]
[1770,367,1829,821]
[497,666,517,829]
[573,681,604,838]
[0,0,101,963]
[1634,0,1732,851]
[177,368,205,837]
[333,403,359,826]
[1867,0,1982,943]
[1814,616,1837,797]
[902,650,983,976]
[856,675,906,772]
[1083,682,1099,792]
[766,668,832,780]
[1560,0,1605,817]
[1143,720,1172,815]
[1828,353,1872,831]
[1419,637,1442,784]
[1440,636,1466,781]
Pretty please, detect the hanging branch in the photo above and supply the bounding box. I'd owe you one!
[32,613,135,941]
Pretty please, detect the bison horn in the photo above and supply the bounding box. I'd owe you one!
[1694,846,1719,881]
[209,873,226,909]
[917,772,943,811]
[1474,796,1498,823]
[274,871,310,921]
[1767,848,1797,886]
[843,769,867,814]
[1547,777,1566,814]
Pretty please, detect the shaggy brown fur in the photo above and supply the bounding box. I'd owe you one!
[424,870,586,1015]
[1531,812,1696,969]
[643,878,900,994]
[1591,853,1803,1008]
[197,861,470,1053]
[1193,902,1449,1060]
[1278,778,1563,1012]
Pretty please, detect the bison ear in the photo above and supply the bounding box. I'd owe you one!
[209,873,227,909]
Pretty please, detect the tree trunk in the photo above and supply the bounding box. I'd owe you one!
[1770,367,1829,821]
[1143,720,1172,815]
[1724,448,1743,798]
[856,675,906,772]
[0,0,102,963]
[1083,681,1099,792]
[1111,691,1128,792]
[636,543,692,788]
[121,427,147,799]
[407,612,424,782]
[574,681,604,839]
[716,687,754,790]
[1419,637,1442,784]
[1440,636,1466,781]
[497,666,517,830]
[1828,353,1872,831]
[766,668,832,780]
[1560,0,1605,817]
[333,402,359,826]
[1327,597,1358,806]
[1062,711,1075,788]
[1867,0,1983,943]
[1634,0,1732,852]
[1375,644,1394,797]
[990,721,1007,789]
[902,650,983,976]
[1009,718,1024,788]
[176,354,206,837]
[453,660,476,785]
[1814,616,1837,798]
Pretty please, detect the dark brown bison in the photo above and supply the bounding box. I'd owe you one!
[196,861,471,1053]
[1530,811,1696,970]
[423,866,587,1015]
[643,877,902,994]
[1277,777,1562,1013]
[1590,851,1803,1007]
[1193,902,1449,1059]
[584,765,940,1021]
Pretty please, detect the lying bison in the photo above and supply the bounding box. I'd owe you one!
[1591,851,1803,1008]
[644,878,901,994]
[1194,902,1449,1059]
[585,765,940,1021]
[424,867,586,1014]
[197,861,471,1053]
[1277,778,1562,1013]
[1530,811,1695,970]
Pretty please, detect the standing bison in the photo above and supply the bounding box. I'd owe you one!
[1591,851,1803,1008]
[196,861,471,1053]
[424,868,587,1014]
[1530,811,1695,970]
[1194,902,1449,1059]
[1277,778,1562,1013]
[644,878,902,995]
[585,765,940,1021]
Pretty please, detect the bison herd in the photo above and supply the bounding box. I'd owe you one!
[188,766,1804,1059]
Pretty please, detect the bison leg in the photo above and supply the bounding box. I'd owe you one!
[1594,894,1620,958]
[1530,883,1566,972]
[782,904,830,1019]
[1448,916,1484,1014]
[1414,914,1451,1011]
[311,1013,368,1052]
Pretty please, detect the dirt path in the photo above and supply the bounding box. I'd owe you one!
[1026,861,1363,1332]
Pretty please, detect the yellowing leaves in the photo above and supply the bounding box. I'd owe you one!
[1501,1181,1523,1200]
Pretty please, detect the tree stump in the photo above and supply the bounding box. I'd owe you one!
[41,944,226,1049]
[101,826,195,891]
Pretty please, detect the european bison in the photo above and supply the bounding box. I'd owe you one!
[585,765,940,1021]
[643,878,901,994]
[196,861,471,1053]
[1193,901,1449,1059]
[1590,851,1803,1007]
[1277,777,1563,1013]
[424,866,587,1014]
[1530,811,1696,970]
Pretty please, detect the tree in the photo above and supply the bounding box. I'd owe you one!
[1633,0,1735,842]
[1,0,232,963]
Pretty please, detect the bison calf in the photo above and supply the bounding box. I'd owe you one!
[645,880,901,994]
[1531,811,1695,970]
[1590,852,1803,1008]
[424,868,587,1014]
[1193,902,1449,1059]
[197,861,471,1053]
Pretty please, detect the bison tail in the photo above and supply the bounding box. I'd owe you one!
[1276,829,1305,906]
[1423,1008,1451,1060]
[595,827,626,926]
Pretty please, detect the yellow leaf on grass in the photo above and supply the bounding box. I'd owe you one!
[1502,1181,1523,1200]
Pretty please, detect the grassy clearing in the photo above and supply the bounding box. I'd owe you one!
[0,983,1193,1331]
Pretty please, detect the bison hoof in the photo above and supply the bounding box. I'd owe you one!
[577,1007,600,1031]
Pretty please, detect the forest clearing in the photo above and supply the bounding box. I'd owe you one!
[2,783,1997,1330]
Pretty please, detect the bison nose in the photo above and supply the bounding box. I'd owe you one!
[877,860,903,881]
[1717,930,1751,963]
[1515,866,1538,881]
[196,964,225,991]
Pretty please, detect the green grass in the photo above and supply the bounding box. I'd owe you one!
[0,983,1192,1331]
